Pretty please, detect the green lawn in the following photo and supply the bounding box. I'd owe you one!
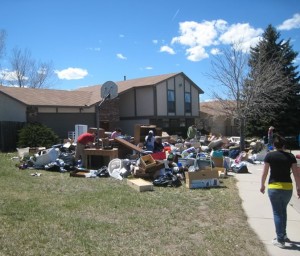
[0,152,268,256]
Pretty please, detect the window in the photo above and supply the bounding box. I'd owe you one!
[167,89,175,113]
[185,92,191,113]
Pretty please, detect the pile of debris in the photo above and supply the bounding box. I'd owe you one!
[14,135,267,191]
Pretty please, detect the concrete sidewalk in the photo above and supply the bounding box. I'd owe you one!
[235,150,300,256]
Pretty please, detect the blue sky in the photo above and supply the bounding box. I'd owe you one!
[1,0,300,101]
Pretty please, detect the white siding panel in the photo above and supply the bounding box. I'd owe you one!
[38,107,56,113]
[156,82,167,116]
[175,76,185,115]
[58,107,81,113]
[0,94,26,121]
[191,86,200,116]
[136,87,154,116]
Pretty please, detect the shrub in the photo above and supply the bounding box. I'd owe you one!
[17,123,59,148]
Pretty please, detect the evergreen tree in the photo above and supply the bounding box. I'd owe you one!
[247,25,300,138]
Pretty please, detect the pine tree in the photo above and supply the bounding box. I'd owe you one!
[247,25,300,138]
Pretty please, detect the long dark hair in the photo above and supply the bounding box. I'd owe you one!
[273,133,286,149]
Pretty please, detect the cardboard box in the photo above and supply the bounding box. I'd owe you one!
[185,169,219,189]
[213,167,226,178]
[139,160,164,173]
[140,154,156,169]
[211,157,224,167]
[127,178,154,192]
[187,178,220,189]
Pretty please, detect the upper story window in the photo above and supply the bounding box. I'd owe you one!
[185,92,191,113]
[167,89,175,113]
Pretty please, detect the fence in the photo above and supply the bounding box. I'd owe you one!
[0,121,25,152]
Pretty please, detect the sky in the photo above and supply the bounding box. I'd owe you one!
[1,0,300,101]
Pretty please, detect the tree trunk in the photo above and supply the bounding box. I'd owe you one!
[239,118,245,151]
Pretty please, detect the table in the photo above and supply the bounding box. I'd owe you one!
[84,148,118,169]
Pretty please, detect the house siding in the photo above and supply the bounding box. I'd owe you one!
[191,86,199,116]
[175,76,185,116]
[0,94,26,122]
[136,87,154,116]
[36,113,95,140]
[119,90,135,117]
[118,74,201,136]
[156,81,167,116]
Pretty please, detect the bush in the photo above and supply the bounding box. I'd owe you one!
[17,123,59,148]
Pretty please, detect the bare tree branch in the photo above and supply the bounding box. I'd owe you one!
[206,44,292,149]
[9,47,55,88]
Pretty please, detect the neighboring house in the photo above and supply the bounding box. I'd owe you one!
[199,100,238,136]
[0,72,203,150]
[0,87,100,137]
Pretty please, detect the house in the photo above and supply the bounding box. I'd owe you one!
[0,72,203,151]
[78,72,204,137]
[199,100,238,136]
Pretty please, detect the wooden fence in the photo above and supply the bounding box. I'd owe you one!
[0,121,25,152]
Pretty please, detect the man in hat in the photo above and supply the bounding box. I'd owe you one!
[145,130,155,152]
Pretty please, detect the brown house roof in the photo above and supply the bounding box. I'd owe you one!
[0,72,203,107]
[200,100,236,116]
[77,72,203,101]
[0,86,95,107]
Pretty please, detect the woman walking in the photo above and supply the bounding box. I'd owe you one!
[260,134,300,248]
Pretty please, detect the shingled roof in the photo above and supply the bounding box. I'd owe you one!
[200,100,236,116]
[0,72,203,107]
[0,86,96,107]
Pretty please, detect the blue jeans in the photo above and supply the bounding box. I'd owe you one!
[268,189,292,242]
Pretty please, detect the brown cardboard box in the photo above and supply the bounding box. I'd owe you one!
[140,154,156,169]
[185,169,219,189]
[127,178,154,192]
[211,157,224,167]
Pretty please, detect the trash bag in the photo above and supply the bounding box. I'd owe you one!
[97,166,110,177]
[153,173,182,187]
[232,163,249,173]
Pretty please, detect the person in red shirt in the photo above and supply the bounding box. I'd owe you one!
[75,130,96,167]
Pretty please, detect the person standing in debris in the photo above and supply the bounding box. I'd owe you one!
[187,124,197,140]
[145,130,155,152]
[154,136,164,153]
[75,129,96,167]
[268,126,275,149]
[111,128,122,139]
[260,133,300,248]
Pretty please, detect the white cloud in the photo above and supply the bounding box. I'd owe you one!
[152,39,158,44]
[160,45,175,54]
[55,67,88,80]
[278,13,300,31]
[0,69,19,81]
[87,47,101,51]
[171,19,263,60]
[210,48,221,55]
[219,23,262,52]
[171,20,227,47]
[116,53,127,60]
[186,45,209,61]
[145,66,153,70]
[119,34,125,38]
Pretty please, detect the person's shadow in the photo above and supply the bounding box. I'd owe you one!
[284,240,300,251]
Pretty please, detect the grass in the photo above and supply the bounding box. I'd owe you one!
[0,152,268,256]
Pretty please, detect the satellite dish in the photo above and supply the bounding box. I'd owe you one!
[101,81,118,99]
